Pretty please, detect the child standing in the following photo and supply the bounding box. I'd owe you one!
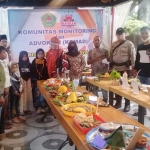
[18,51,34,115]
[0,46,7,140]
[31,49,49,114]
[9,62,25,123]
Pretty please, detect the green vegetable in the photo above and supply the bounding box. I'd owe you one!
[110,70,121,80]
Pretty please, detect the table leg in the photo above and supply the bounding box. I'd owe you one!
[138,105,145,124]
[58,136,69,150]
[39,108,51,122]
[86,82,89,91]
[58,135,76,150]
[109,91,113,106]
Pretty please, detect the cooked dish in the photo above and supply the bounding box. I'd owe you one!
[74,113,101,128]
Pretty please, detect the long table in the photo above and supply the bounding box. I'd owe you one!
[82,71,91,76]
[85,78,150,124]
[37,80,150,150]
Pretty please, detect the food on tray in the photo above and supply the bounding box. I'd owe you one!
[136,136,147,147]
[45,85,59,92]
[64,105,94,113]
[83,67,90,72]
[77,95,87,103]
[58,85,68,93]
[74,113,101,128]
[66,92,77,103]
[50,90,59,98]
[96,72,110,78]
[74,108,86,113]
[54,93,87,106]
[61,103,96,116]
[43,78,62,87]
[43,78,62,91]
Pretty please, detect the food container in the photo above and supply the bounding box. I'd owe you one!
[73,114,105,134]
[88,96,97,104]
[49,92,58,98]
[61,103,96,117]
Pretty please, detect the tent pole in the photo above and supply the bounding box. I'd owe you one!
[111,6,114,44]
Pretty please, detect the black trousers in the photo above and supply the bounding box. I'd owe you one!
[0,106,5,134]
[115,70,130,106]
[10,94,20,119]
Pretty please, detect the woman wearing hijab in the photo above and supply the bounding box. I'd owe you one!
[31,48,49,114]
[66,41,86,81]
[18,51,34,115]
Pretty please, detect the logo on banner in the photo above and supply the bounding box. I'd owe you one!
[62,11,76,26]
[41,13,56,27]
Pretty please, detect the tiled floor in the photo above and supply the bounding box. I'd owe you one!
[0,102,149,150]
[0,113,75,150]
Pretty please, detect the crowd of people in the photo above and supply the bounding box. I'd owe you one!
[0,26,150,141]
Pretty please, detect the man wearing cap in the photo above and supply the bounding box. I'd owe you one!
[110,27,136,112]
[0,35,10,65]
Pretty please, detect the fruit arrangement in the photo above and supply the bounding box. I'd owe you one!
[110,70,121,80]
[43,78,72,97]
[96,72,110,78]
[96,72,110,80]
[43,78,62,87]
[54,95,88,106]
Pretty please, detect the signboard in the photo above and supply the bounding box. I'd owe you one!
[8,9,104,62]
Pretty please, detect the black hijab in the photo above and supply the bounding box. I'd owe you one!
[19,51,30,66]
[67,41,79,57]
[18,51,31,81]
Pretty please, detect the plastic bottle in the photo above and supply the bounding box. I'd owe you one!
[123,71,128,79]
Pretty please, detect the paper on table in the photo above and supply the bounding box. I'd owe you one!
[122,77,129,90]
[131,81,139,95]
[89,96,98,102]
[102,58,109,64]
[92,135,107,149]
[86,76,97,79]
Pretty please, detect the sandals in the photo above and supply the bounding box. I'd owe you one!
[18,116,26,121]
[12,118,20,124]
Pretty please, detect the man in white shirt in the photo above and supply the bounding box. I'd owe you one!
[0,35,10,65]
[0,35,12,128]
